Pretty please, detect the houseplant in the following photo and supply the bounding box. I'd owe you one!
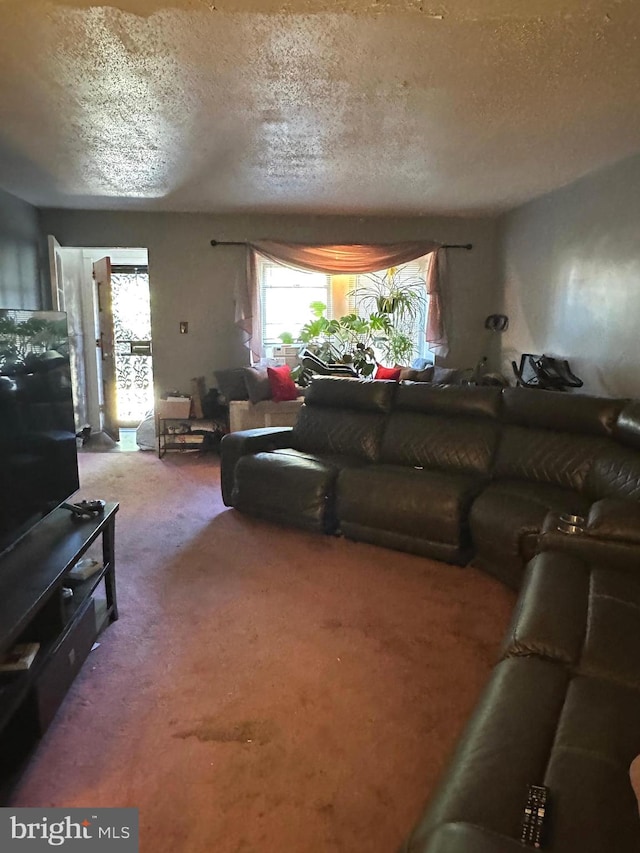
[0,314,69,372]
[280,263,427,379]
[278,302,391,380]
[348,266,426,367]
[293,302,392,378]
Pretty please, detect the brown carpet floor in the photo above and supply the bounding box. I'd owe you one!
[9,451,516,852]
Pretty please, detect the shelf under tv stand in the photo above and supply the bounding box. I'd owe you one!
[0,501,119,801]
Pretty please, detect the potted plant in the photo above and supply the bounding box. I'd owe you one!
[349,266,426,368]
[279,303,393,380]
[0,314,69,373]
[351,267,425,323]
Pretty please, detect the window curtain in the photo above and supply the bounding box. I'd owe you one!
[234,240,448,361]
[234,250,263,363]
[425,249,448,358]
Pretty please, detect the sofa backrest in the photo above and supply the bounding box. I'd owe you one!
[380,384,502,476]
[500,387,624,436]
[289,378,640,497]
[291,376,396,462]
[494,388,626,493]
[588,401,640,500]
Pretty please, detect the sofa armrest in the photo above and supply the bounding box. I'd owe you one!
[537,502,640,573]
[220,427,294,506]
[403,822,531,853]
[585,498,640,543]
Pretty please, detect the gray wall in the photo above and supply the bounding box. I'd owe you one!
[0,188,44,309]
[499,152,640,398]
[38,210,500,399]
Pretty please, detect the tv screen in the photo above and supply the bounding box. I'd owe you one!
[0,309,80,555]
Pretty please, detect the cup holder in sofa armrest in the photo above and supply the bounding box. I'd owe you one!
[537,505,640,573]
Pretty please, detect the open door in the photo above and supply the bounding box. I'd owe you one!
[93,258,119,442]
[48,235,65,311]
[48,236,96,431]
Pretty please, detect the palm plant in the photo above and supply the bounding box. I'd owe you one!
[349,266,426,366]
[351,266,425,325]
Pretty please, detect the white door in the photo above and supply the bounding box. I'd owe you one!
[48,235,65,311]
[47,237,94,430]
[93,257,119,442]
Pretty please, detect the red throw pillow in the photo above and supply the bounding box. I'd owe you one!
[374,364,402,381]
[267,365,299,402]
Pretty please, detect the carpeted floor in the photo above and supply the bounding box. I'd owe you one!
[9,450,516,852]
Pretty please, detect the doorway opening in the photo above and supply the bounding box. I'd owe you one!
[48,241,153,450]
[110,264,153,426]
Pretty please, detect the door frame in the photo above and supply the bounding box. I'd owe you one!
[47,240,150,435]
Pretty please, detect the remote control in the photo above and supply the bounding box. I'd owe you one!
[62,499,106,520]
[520,784,549,848]
[78,499,106,513]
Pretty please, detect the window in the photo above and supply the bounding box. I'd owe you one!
[258,255,432,365]
[259,258,331,346]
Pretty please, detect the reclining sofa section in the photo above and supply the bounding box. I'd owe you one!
[222,378,501,565]
[402,550,640,853]
[220,376,640,588]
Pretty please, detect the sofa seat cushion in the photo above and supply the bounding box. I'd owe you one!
[543,675,640,853]
[337,464,484,546]
[404,656,570,851]
[232,449,352,533]
[406,822,536,853]
[257,447,365,469]
[503,551,640,689]
[404,656,640,853]
[469,480,590,588]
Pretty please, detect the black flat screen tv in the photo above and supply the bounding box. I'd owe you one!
[0,309,80,555]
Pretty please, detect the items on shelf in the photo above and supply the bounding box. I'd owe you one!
[0,642,40,672]
[157,395,192,419]
[68,557,102,582]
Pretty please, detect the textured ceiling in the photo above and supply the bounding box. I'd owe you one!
[1,0,640,215]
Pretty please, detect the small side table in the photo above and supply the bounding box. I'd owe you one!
[157,417,222,458]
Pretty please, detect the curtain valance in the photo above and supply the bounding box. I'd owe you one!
[234,240,449,363]
[250,240,441,275]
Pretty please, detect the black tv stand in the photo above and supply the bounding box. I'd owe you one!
[0,501,119,801]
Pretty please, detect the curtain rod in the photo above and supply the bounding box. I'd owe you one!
[209,240,472,250]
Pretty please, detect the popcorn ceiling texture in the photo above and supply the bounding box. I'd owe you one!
[0,0,639,214]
